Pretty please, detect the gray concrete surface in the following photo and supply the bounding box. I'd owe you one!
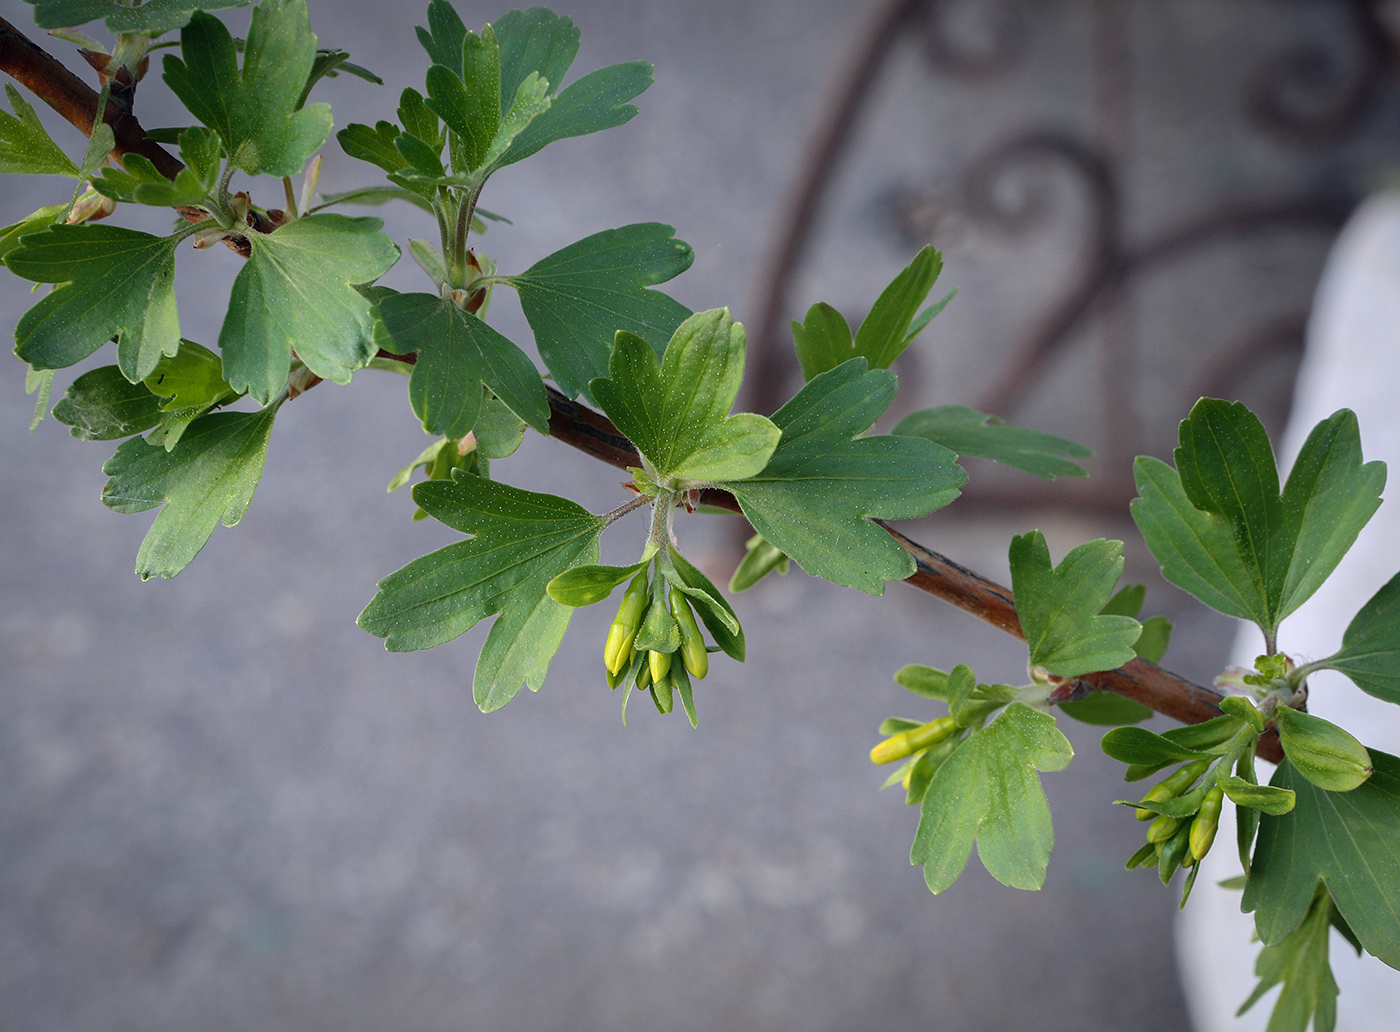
[2,1,1390,1029]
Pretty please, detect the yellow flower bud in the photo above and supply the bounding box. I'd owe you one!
[1146,813,1182,845]
[670,591,708,680]
[1190,786,1224,861]
[1135,757,1211,821]
[870,716,958,765]
[649,648,672,685]
[604,572,649,675]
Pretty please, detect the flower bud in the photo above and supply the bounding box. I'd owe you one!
[1146,813,1182,845]
[670,591,708,680]
[1190,786,1224,861]
[870,717,958,765]
[1136,757,1212,821]
[648,648,672,685]
[604,572,649,675]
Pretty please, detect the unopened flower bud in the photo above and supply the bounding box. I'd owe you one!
[1136,757,1211,821]
[670,591,708,680]
[1190,786,1224,861]
[870,716,958,765]
[604,572,648,675]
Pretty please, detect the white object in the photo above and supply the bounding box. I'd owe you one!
[1177,192,1400,1030]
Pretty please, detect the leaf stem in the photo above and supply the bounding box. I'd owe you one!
[601,493,650,529]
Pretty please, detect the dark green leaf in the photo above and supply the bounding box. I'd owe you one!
[893,405,1091,480]
[24,0,249,34]
[8,224,179,381]
[414,0,467,69]
[0,83,78,177]
[722,359,966,594]
[423,24,500,172]
[591,309,779,482]
[375,292,549,437]
[728,533,788,592]
[398,88,444,152]
[336,121,410,174]
[497,60,652,168]
[52,366,163,440]
[1242,750,1400,967]
[1059,692,1154,726]
[911,702,1073,893]
[1102,584,1147,618]
[1237,885,1339,1032]
[219,214,399,404]
[1009,532,1141,677]
[790,303,854,382]
[506,222,693,400]
[0,204,65,262]
[163,3,332,176]
[1134,615,1172,664]
[1325,571,1400,706]
[101,408,276,579]
[494,6,580,113]
[358,476,605,709]
[852,245,942,369]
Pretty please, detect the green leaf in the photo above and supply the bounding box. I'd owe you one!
[1272,706,1373,792]
[219,214,399,404]
[1058,692,1154,726]
[494,6,580,112]
[398,87,444,152]
[313,185,435,216]
[721,359,966,594]
[0,203,66,262]
[497,60,652,168]
[893,406,1091,480]
[336,121,410,174]
[142,340,238,449]
[911,702,1073,893]
[1324,571,1400,706]
[0,84,79,177]
[590,310,779,483]
[101,408,276,579]
[93,130,221,207]
[423,24,500,172]
[1238,884,1339,1032]
[1009,532,1141,677]
[546,562,645,607]
[894,664,953,700]
[790,303,854,382]
[1218,774,1296,815]
[1102,584,1146,618]
[1100,726,1212,766]
[667,548,744,661]
[1242,750,1400,967]
[852,245,943,370]
[474,393,527,460]
[163,2,333,177]
[23,0,249,34]
[8,224,179,382]
[374,291,549,437]
[728,533,789,592]
[414,0,467,69]
[506,223,693,400]
[26,365,54,433]
[1135,615,1173,664]
[52,365,163,440]
[1132,401,1384,634]
[357,476,604,709]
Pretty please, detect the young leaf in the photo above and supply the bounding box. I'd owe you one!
[357,476,605,710]
[8,224,179,382]
[143,341,238,449]
[423,24,501,172]
[374,292,549,437]
[101,408,277,579]
[1217,775,1296,815]
[668,548,744,662]
[1272,706,1372,792]
[505,223,693,400]
[93,135,220,208]
[496,61,653,168]
[1100,726,1213,767]
[336,121,410,174]
[852,245,943,370]
[721,359,965,594]
[162,2,333,177]
[1242,750,1400,968]
[23,0,249,34]
[0,84,79,177]
[219,214,399,405]
[911,702,1073,893]
[1009,532,1141,678]
[414,0,467,69]
[590,309,780,482]
[52,366,163,440]
[494,7,580,113]
[1322,570,1400,706]
[0,203,66,262]
[892,406,1091,480]
[1133,401,1384,634]
[1239,886,1340,1032]
[790,303,854,382]
[546,562,646,607]
[894,665,953,700]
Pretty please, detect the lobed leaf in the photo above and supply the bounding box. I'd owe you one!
[52,366,163,440]
[0,83,79,177]
[24,0,249,34]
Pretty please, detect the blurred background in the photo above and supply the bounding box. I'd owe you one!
[3,0,1400,1028]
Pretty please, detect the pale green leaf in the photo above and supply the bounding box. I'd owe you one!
[101,408,276,579]
[911,702,1073,893]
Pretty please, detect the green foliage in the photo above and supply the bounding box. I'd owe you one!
[52,365,163,440]
[506,223,694,400]
[163,1,333,177]
[142,341,239,449]
[8,224,180,382]
[1008,531,1141,678]
[101,407,277,579]
[219,214,399,404]
[93,129,222,207]
[892,405,1090,480]
[721,360,965,594]
[1243,751,1400,968]
[911,701,1073,893]
[358,476,604,708]
[1238,885,1340,1032]
[1272,706,1373,793]
[23,0,250,34]
[0,84,79,177]
[591,308,780,482]
[1132,401,1384,639]
[1323,571,1400,705]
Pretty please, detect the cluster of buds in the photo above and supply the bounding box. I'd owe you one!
[1126,757,1224,881]
[603,569,710,716]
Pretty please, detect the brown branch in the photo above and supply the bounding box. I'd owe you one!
[0,16,184,179]
[546,385,1283,763]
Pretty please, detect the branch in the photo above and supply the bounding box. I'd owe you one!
[548,386,1283,763]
